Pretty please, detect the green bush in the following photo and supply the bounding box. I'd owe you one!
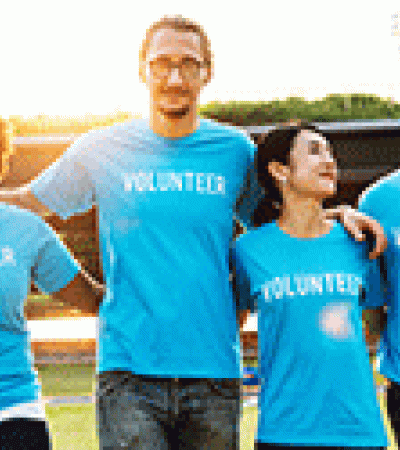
[199,94,400,126]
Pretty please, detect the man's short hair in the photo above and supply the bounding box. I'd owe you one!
[140,15,212,69]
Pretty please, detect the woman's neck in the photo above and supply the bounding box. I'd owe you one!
[278,193,331,239]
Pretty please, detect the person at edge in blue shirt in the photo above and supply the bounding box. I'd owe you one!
[233,123,388,450]
[0,16,387,450]
[0,203,103,450]
[358,162,400,447]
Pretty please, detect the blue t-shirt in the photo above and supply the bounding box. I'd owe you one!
[359,169,400,384]
[233,221,387,447]
[30,118,260,378]
[0,204,79,410]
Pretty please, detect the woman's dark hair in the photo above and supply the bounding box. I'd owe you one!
[253,122,327,226]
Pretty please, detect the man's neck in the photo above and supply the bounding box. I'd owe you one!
[150,106,199,139]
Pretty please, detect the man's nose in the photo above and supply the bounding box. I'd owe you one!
[167,67,183,85]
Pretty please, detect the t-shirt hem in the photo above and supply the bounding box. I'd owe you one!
[379,363,400,384]
[42,265,80,295]
[97,365,240,379]
[0,394,39,414]
[256,434,388,447]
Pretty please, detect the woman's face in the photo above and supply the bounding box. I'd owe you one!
[287,129,337,199]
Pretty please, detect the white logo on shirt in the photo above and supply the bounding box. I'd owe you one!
[0,247,16,266]
[262,273,362,301]
[391,227,400,247]
[319,302,355,340]
[123,172,226,195]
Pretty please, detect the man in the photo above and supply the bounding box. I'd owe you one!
[358,171,400,446]
[0,202,103,450]
[0,15,386,450]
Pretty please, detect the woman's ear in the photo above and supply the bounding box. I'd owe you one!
[268,161,289,186]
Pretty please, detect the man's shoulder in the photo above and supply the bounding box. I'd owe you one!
[76,119,150,145]
[359,168,400,211]
[199,119,253,144]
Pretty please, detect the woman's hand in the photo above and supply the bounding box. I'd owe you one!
[326,206,387,259]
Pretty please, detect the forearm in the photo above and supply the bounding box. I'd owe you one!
[51,270,105,315]
[0,186,53,218]
[325,205,386,259]
[239,309,250,329]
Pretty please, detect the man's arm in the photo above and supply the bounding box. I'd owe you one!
[0,187,53,219]
[326,206,387,260]
[239,309,251,329]
[50,269,105,316]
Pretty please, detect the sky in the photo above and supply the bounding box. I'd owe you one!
[0,0,399,118]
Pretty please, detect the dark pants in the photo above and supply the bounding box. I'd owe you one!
[97,371,240,450]
[0,418,52,450]
[386,378,400,445]
[255,445,385,450]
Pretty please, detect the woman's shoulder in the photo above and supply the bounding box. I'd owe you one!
[235,222,280,248]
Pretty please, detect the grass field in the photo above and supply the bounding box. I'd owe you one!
[38,363,398,450]
[44,404,256,450]
[45,405,98,450]
[44,403,396,450]
[38,364,95,397]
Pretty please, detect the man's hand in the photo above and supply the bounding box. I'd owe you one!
[239,309,250,330]
[51,270,105,316]
[326,206,387,259]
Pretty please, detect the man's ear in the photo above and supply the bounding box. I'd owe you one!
[139,61,148,85]
[200,65,213,87]
[200,68,208,83]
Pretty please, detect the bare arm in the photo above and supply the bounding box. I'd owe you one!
[0,187,53,218]
[50,270,105,316]
[326,206,387,260]
[239,309,251,330]
[2,188,104,313]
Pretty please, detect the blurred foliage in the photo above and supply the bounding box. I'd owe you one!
[199,94,400,126]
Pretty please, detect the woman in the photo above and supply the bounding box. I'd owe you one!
[233,123,388,450]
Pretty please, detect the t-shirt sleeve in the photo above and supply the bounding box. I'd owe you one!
[32,220,80,294]
[230,243,256,313]
[30,135,96,220]
[358,183,380,219]
[358,187,391,308]
[235,139,264,228]
[361,257,388,309]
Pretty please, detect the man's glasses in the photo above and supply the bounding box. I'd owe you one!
[147,57,204,81]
